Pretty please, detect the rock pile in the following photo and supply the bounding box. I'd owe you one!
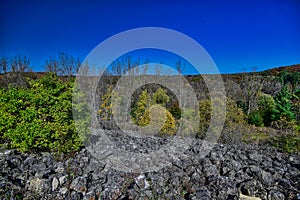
[0,131,299,199]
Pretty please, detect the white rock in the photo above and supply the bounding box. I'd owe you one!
[240,193,261,200]
[59,175,68,185]
[59,187,68,195]
[52,177,59,191]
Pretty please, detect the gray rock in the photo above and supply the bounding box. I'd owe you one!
[195,186,211,199]
[28,177,50,194]
[267,190,285,200]
[54,162,65,173]
[24,156,36,166]
[259,170,273,186]
[83,191,96,200]
[0,135,299,199]
[278,178,291,188]
[86,159,105,174]
[59,187,69,196]
[30,163,46,176]
[203,165,218,177]
[70,177,87,194]
[240,179,263,196]
[249,153,262,162]
[71,191,82,200]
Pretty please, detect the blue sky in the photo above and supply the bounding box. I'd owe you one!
[1,0,300,74]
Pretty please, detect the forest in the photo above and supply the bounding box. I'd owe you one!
[0,53,299,154]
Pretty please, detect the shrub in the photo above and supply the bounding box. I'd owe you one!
[269,134,300,153]
[131,90,151,125]
[248,110,264,127]
[98,86,114,121]
[236,100,247,114]
[168,101,181,119]
[294,101,300,124]
[130,88,177,136]
[270,117,297,133]
[152,87,170,106]
[198,98,247,143]
[179,108,198,136]
[139,104,176,136]
[0,73,83,153]
[257,93,276,126]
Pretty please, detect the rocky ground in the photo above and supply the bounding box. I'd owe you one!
[0,130,299,200]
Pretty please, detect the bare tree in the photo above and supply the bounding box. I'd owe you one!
[59,52,81,78]
[111,55,140,76]
[175,59,186,75]
[111,60,122,76]
[142,59,150,75]
[240,67,262,115]
[155,63,162,75]
[3,55,32,87]
[0,56,8,74]
[45,56,60,74]
[44,52,81,78]
[10,55,31,73]
[78,61,96,76]
[121,55,139,76]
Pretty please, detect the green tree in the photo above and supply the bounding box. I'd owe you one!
[131,90,151,125]
[273,86,295,121]
[276,71,300,92]
[152,87,170,106]
[139,104,176,135]
[257,93,276,126]
[169,100,181,119]
[198,98,246,141]
[0,73,84,152]
[131,88,177,135]
[98,86,114,121]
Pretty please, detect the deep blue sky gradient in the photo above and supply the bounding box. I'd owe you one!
[1,0,300,74]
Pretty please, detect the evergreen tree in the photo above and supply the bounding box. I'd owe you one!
[152,87,170,106]
[273,86,295,121]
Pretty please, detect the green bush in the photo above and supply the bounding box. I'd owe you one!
[139,104,176,136]
[270,117,297,133]
[269,134,300,153]
[257,93,276,126]
[131,88,176,135]
[248,110,264,127]
[292,95,300,124]
[98,86,114,121]
[168,101,181,119]
[131,90,151,125]
[152,87,170,106]
[0,73,84,153]
[198,98,247,142]
[179,108,198,136]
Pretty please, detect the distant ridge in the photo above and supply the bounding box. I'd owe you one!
[262,64,300,75]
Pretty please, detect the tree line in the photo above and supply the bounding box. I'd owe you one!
[0,52,82,89]
[0,52,80,76]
